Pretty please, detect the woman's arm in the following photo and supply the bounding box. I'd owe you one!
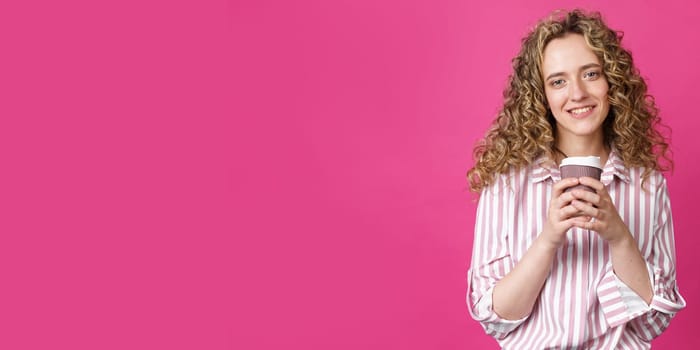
[572,176,685,339]
[492,177,588,320]
[571,177,652,303]
[491,234,557,319]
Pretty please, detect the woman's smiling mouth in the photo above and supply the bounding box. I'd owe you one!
[568,105,595,118]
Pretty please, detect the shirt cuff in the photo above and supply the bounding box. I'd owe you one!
[470,287,529,338]
[597,263,647,327]
[647,265,686,314]
[598,262,686,328]
[612,267,652,316]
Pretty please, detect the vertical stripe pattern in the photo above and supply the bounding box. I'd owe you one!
[466,150,686,349]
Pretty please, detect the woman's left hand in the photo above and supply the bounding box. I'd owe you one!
[569,176,630,243]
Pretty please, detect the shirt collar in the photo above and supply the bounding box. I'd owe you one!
[530,148,630,185]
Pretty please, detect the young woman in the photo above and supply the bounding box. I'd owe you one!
[466,9,685,349]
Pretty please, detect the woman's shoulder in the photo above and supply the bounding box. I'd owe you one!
[481,165,533,196]
[624,165,664,179]
[609,148,668,187]
[622,165,669,189]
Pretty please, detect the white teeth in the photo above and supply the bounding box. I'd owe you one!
[570,106,593,115]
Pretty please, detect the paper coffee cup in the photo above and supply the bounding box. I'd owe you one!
[559,156,602,193]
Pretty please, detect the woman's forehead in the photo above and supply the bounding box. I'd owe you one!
[542,34,601,76]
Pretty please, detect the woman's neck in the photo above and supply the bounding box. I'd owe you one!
[554,137,610,165]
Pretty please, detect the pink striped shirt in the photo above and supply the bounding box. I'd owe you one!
[467,150,685,349]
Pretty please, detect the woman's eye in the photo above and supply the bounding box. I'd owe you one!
[584,71,600,79]
[551,79,565,87]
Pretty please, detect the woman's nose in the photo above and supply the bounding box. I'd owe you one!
[569,78,589,101]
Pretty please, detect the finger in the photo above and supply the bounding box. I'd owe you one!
[571,218,598,231]
[578,177,605,193]
[559,204,581,219]
[553,191,576,209]
[570,189,601,206]
[565,217,592,230]
[571,199,600,218]
[553,178,580,197]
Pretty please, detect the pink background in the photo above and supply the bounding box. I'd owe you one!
[1,0,697,349]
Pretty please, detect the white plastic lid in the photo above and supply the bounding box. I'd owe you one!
[560,156,602,169]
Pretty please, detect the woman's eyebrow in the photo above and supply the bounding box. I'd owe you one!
[545,63,602,81]
[579,63,602,71]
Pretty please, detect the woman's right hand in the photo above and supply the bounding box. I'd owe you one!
[541,178,590,248]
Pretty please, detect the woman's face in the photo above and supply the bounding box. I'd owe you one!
[541,33,610,145]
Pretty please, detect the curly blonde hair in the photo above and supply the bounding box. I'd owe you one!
[467,9,671,193]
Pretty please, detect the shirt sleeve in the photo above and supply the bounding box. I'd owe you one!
[466,176,528,339]
[596,178,685,338]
